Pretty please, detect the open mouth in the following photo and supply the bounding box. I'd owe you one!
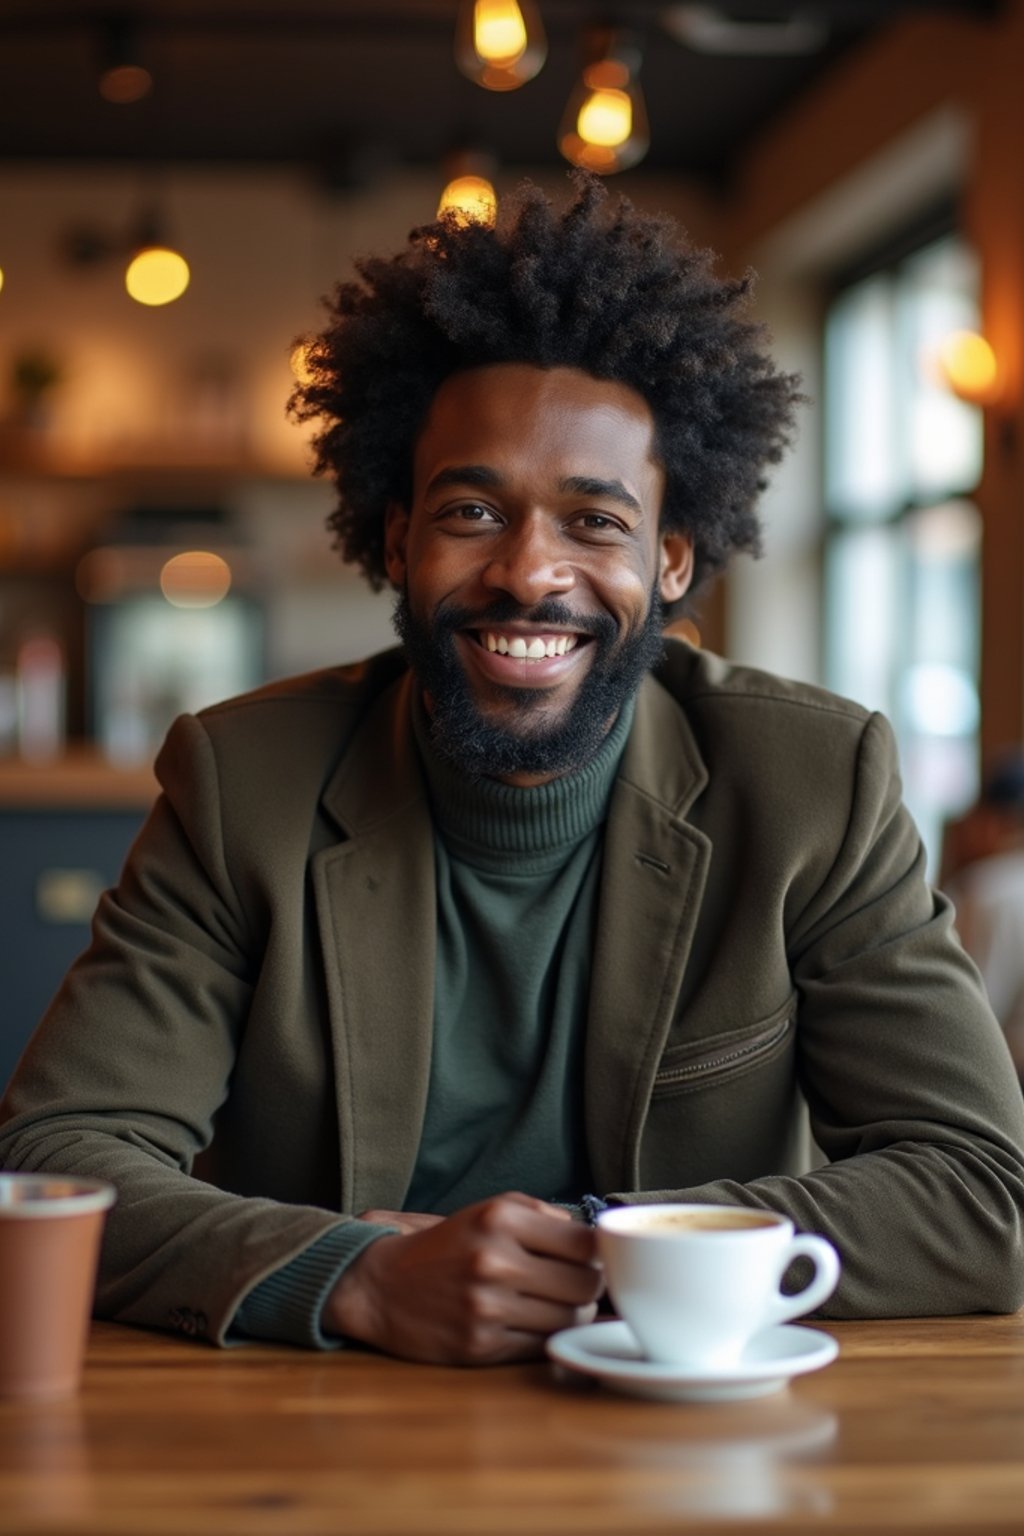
[472,630,586,660]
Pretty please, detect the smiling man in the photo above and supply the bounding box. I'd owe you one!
[3,177,1024,1363]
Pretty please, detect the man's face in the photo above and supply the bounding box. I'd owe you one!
[385,363,693,782]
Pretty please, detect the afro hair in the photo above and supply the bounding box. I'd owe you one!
[289,173,803,596]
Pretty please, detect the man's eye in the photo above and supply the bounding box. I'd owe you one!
[573,512,623,532]
[448,503,499,522]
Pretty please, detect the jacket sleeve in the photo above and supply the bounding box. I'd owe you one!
[0,713,361,1346]
[607,710,1024,1318]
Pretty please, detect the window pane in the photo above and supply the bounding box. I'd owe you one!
[825,525,900,716]
[900,240,983,499]
[825,275,899,520]
[824,232,983,876]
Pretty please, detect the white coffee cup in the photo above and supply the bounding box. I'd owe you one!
[596,1203,840,1369]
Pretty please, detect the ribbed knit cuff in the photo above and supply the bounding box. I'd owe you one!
[232,1220,397,1350]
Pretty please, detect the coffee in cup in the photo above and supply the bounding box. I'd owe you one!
[0,1174,116,1400]
[597,1203,840,1369]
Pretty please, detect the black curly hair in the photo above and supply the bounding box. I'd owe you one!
[289,173,802,596]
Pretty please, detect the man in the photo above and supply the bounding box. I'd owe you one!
[2,178,1023,1363]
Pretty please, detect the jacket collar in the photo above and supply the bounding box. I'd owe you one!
[320,669,426,839]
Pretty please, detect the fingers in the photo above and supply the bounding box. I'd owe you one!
[465,1232,603,1309]
[470,1193,600,1268]
[497,1295,600,1336]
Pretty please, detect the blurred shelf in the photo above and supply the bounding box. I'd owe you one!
[0,425,311,484]
[0,748,157,808]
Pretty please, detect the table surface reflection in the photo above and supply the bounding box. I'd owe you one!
[2,1313,1024,1535]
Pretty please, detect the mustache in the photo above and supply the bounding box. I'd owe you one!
[433,597,618,644]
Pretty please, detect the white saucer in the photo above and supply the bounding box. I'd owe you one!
[546,1320,838,1403]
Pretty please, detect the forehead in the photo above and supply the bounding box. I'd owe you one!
[412,363,663,496]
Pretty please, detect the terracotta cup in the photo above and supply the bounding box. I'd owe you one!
[0,1174,115,1400]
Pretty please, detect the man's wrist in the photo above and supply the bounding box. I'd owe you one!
[234,1220,398,1349]
[322,1232,400,1343]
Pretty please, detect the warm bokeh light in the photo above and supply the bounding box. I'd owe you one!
[559,47,649,173]
[125,246,190,306]
[76,548,129,604]
[159,551,232,608]
[577,88,633,148]
[289,340,317,385]
[437,174,498,226]
[0,266,4,296]
[99,63,153,103]
[455,0,545,90]
[474,0,527,64]
[935,329,999,405]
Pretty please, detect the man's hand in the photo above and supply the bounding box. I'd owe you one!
[323,1192,602,1364]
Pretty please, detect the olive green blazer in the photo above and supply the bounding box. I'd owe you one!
[3,641,1023,1344]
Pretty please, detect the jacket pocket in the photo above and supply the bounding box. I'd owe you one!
[651,992,797,1099]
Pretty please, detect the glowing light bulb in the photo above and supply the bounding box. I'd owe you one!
[558,33,649,174]
[289,340,317,385]
[159,551,232,609]
[474,0,527,65]
[936,330,999,405]
[125,247,190,306]
[577,88,633,148]
[0,266,4,296]
[99,63,153,103]
[455,0,546,90]
[437,175,498,226]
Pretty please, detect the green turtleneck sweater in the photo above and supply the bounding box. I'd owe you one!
[406,692,634,1211]
[234,692,634,1347]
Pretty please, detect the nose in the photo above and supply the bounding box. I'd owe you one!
[480,514,575,605]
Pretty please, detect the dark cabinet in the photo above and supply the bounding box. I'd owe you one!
[0,806,146,1091]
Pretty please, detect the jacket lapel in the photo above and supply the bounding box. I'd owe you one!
[585,671,711,1192]
[313,673,436,1213]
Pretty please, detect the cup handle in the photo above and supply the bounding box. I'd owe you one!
[768,1234,841,1326]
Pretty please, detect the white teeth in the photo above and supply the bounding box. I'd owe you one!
[482,632,579,659]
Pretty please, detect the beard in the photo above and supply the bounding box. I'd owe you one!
[393,585,666,779]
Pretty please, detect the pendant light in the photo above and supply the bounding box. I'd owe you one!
[125,246,190,306]
[124,207,190,307]
[454,0,547,91]
[98,15,153,104]
[933,330,1000,408]
[437,150,498,226]
[558,28,649,175]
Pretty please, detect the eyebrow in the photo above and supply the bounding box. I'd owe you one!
[425,465,502,497]
[425,466,643,516]
[559,476,643,516]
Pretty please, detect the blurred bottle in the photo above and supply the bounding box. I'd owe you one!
[16,632,66,760]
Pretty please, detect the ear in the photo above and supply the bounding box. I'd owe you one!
[384,503,410,588]
[657,531,694,605]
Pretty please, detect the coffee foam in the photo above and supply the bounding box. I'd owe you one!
[618,1209,780,1235]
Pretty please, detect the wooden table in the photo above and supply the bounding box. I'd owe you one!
[2,1314,1024,1536]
